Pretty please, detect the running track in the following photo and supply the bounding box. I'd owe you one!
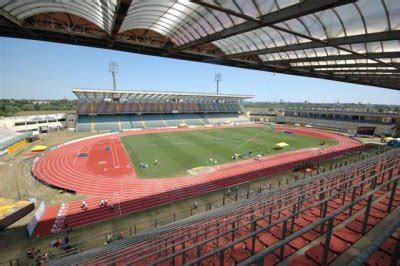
[31,125,363,237]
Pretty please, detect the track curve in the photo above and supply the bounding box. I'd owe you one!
[31,125,363,237]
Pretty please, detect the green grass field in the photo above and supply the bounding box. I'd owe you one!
[121,127,337,178]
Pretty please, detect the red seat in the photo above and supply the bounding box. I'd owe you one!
[345,220,371,234]
[334,227,362,244]
[295,217,310,227]
[288,254,318,266]
[302,214,319,223]
[230,244,250,263]
[321,235,351,254]
[302,230,320,242]
[379,237,397,255]
[258,232,279,246]
[305,244,338,264]
[372,202,390,212]
[369,209,387,219]
[289,236,310,250]
[243,237,266,253]
[271,227,285,239]
[263,253,280,266]
[366,249,393,266]
[273,245,296,259]
[355,214,381,226]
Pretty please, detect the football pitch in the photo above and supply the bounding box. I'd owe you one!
[121,127,337,178]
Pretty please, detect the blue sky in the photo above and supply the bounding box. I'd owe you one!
[0,37,399,104]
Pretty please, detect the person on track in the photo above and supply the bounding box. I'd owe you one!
[81,200,88,210]
[100,199,108,207]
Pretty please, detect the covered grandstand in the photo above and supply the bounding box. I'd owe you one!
[74,89,253,132]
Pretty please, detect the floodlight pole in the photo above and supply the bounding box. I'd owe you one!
[109,62,118,91]
[215,73,222,94]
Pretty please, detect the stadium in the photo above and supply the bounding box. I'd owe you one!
[0,0,399,265]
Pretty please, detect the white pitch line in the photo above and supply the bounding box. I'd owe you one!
[237,128,268,148]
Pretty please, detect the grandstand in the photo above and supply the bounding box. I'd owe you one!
[278,109,400,136]
[0,127,28,152]
[51,147,400,265]
[74,89,252,132]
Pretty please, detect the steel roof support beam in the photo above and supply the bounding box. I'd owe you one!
[318,69,400,73]
[108,0,132,45]
[227,31,400,58]
[263,52,400,65]
[267,25,399,69]
[0,8,38,38]
[295,63,400,69]
[176,0,354,51]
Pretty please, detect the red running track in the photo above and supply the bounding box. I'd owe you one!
[31,125,363,237]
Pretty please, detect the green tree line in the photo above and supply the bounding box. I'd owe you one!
[0,99,77,116]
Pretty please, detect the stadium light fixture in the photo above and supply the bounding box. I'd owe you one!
[214,73,222,94]
[109,62,118,91]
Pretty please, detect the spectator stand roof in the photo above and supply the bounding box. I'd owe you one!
[72,89,253,102]
[1,0,399,90]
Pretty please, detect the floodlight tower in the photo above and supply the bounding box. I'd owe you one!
[215,73,222,94]
[109,62,118,91]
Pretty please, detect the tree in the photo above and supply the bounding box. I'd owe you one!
[22,104,35,111]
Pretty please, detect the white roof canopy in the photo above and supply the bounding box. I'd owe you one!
[73,88,253,102]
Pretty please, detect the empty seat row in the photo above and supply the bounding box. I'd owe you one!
[77,101,243,114]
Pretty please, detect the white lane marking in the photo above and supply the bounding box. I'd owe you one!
[72,146,83,166]
[111,140,120,168]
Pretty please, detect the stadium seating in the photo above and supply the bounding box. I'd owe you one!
[202,113,250,124]
[93,116,119,131]
[0,127,26,150]
[76,116,92,132]
[77,101,90,114]
[162,103,178,113]
[181,114,206,126]
[162,114,184,127]
[277,116,395,135]
[129,115,145,129]
[50,148,400,264]
[77,114,249,132]
[142,115,166,128]
[119,115,134,129]
[76,99,248,132]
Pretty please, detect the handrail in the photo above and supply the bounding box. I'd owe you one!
[51,149,398,264]
[348,211,400,266]
[239,175,400,265]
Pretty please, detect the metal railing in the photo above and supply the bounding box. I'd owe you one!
[49,148,399,265]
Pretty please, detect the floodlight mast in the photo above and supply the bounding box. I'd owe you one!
[215,73,222,94]
[109,62,118,91]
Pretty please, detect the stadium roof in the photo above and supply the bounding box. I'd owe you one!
[1,0,399,90]
[73,89,253,101]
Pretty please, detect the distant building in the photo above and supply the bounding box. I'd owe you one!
[0,113,68,135]
[278,108,400,136]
